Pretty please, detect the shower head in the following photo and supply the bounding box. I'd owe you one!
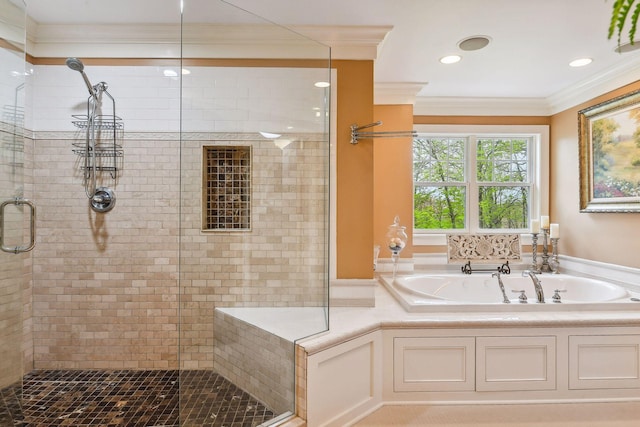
[66,57,96,98]
[65,57,85,72]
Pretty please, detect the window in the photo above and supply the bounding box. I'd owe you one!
[413,125,548,240]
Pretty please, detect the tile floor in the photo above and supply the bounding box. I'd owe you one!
[353,402,640,426]
[0,369,275,426]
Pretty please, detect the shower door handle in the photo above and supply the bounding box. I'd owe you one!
[0,197,36,254]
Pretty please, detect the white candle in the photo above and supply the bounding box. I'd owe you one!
[531,219,540,234]
[550,223,559,238]
[540,215,550,229]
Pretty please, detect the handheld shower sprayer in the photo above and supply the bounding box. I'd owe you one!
[65,57,96,98]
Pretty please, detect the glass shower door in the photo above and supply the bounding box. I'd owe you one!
[179,0,331,424]
[0,0,27,423]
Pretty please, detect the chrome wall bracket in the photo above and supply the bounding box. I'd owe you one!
[350,121,417,144]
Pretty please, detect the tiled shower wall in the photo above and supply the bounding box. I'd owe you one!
[29,64,329,369]
[32,135,181,369]
[180,134,327,368]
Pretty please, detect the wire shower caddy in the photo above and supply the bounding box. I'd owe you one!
[71,106,123,179]
[70,83,123,212]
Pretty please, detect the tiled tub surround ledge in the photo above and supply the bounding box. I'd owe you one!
[298,259,640,427]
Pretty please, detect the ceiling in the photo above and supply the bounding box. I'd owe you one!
[23,0,640,114]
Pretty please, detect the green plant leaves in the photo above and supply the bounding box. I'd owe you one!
[609,0,640,46]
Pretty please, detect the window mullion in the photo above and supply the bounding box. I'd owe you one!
[468,135,477,233]
[528,136,537,225]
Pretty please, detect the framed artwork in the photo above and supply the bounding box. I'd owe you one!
[578,89,640,212]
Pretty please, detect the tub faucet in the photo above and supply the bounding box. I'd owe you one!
[492,272,510,304]
[522,270,545,303]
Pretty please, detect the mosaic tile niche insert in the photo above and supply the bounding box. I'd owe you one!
[203,145,251,231]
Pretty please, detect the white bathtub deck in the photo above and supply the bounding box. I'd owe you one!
[298,279,640,354]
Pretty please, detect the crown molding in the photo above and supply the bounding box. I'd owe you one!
[26,22,390,60]
[291,25,392,60]
[412,56,640,116]
[27,18,638,115]
[413,96,552,116]
[27,22,182,58]
[546,54,640,114]
[374,82,428,105]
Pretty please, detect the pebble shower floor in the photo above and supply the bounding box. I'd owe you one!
[0,370,275,426]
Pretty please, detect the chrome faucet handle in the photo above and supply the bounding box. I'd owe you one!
[512,289,528,303]
[552,289,567,303]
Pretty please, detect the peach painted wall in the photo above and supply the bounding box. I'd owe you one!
[373,105,414,259]
[551,80,640,269]
[334,60,375,279]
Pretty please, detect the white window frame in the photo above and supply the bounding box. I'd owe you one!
[412,124,549,247]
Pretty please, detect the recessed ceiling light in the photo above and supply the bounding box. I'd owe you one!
[440,55,462,64]
[569,58,592,67]
[314,81,330,88]
[458,36,491,51]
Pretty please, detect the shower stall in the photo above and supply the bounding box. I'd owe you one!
[0,0,330,425]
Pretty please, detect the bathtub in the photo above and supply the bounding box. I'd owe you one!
[380,273,640,312]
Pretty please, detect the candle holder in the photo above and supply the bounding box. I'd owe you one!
[530,232,541,274]
[540,227,551,272]
[549,238,560,274]
[373,245,380,271]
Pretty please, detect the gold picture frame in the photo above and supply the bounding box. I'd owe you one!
[578,89,640,212]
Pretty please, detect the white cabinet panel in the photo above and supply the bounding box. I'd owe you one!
[393,337,475,392]
[307,332,382,427]
[569,335,640,390]
[476,336,556,391]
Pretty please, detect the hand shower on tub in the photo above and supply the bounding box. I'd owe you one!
[492,272,511,304]
[66,58,118,213]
